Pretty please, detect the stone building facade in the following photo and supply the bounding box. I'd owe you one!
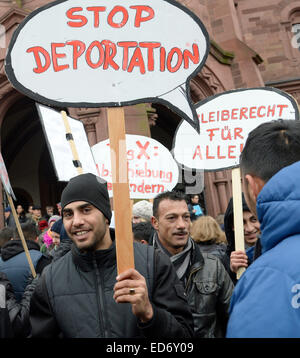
[0,0,299,226]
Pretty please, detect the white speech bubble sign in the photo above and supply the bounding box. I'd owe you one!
[92,134,179,198]
[5,0,209,131]
[173,87,299,171]
[37,103,98,181]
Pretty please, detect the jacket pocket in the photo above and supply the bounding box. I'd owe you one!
[195,281,218,295]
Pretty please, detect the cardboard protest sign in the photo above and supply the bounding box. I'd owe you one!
[92,134,179,199]
[0,152,16,200]
[37,104,98,181]
[173,87,299,171]
[173,87,299,279]
[5,0,209,131]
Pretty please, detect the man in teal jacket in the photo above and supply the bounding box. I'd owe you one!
[226,119,300,338]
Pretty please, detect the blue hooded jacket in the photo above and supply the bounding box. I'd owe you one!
[226,160,300,338]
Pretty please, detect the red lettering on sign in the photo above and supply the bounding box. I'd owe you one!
[107,6,129,28]
[139,42,161,71]
[166,48,183,73]
[228,145,236,159]
[257,106,265,118]
[217,146,225,159]
[118,41,138,70]
[66,40,86,69]
[277,104,288,117]
[130,5,155,27]
[51,43,69,72]
[26,46,51,73]
[160,47,166,72]
[127,47,146,74]
[183,44,199,68]
[192,145,203,160]
[136,141,150,159]
[86,6,106,27]
[66,7,88,27]
[85,41,104,69]
[102,40,119,70]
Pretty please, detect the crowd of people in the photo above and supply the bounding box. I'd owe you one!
[0,119,300,338]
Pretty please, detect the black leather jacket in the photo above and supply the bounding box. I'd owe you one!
[30,240,194,338]
[185,244,234,338]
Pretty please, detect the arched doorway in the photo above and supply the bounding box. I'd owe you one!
[1,97,65,218]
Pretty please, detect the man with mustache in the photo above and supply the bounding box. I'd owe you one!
[151,191,234,338]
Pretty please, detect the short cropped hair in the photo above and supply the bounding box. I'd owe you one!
[13,222,39,241]
[153,191,188,218]
[240,120,300,182]
[132,221,153,243]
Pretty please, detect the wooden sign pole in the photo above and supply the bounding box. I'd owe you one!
[107,107,134,275]
[61,110,84,175]
[232,167,245,279]
[6,192,36,277]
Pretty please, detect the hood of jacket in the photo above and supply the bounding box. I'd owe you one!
[257,160,300,254]
[0,239,41,261]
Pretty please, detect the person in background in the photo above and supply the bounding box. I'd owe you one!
[151,191,233,338]
[0,222,51,302]
[16,205,28,224]
[223,194,261,283]
[0,227,13,253]
[31,206,43,227]
[44,205,54,221]
[215,213,225,231]
[132,221,154,244]
[4,207,15,228]
[191,215,229,272]
[132,200,153,224]
[187,194,204,222]
[56,202,62,216]
[48,219,62,258]
[0,272,40,337]
[226,120,300,338]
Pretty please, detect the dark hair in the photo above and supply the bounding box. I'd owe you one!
[240,120,300,182]
[132,221,153,243]
[153,191,188,218]
[13,222,39,241]
[0,227,13,248]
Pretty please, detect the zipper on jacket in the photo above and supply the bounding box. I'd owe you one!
[93,256,110,337]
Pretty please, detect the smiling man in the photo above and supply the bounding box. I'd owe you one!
[29,173,194,338]
[151,191,233,338]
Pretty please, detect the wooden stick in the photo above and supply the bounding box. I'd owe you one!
[6,192,36,277]
[232,167,245,279]
[61,110,84,175]
[107,107,134,275]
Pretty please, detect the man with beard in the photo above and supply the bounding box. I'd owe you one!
[151,191,233,338]
[29,173,194,338]
[226,120,300,338]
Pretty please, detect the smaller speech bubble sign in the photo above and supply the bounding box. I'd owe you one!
[92,134,179,198]
[37,103,98,181]
[173,87,299,171]
[5,0,209,131]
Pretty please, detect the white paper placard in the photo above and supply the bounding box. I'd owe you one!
[173,88,299,171]
[37,104,98,181]
[92,134,179,198]
[6,0,210,130]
